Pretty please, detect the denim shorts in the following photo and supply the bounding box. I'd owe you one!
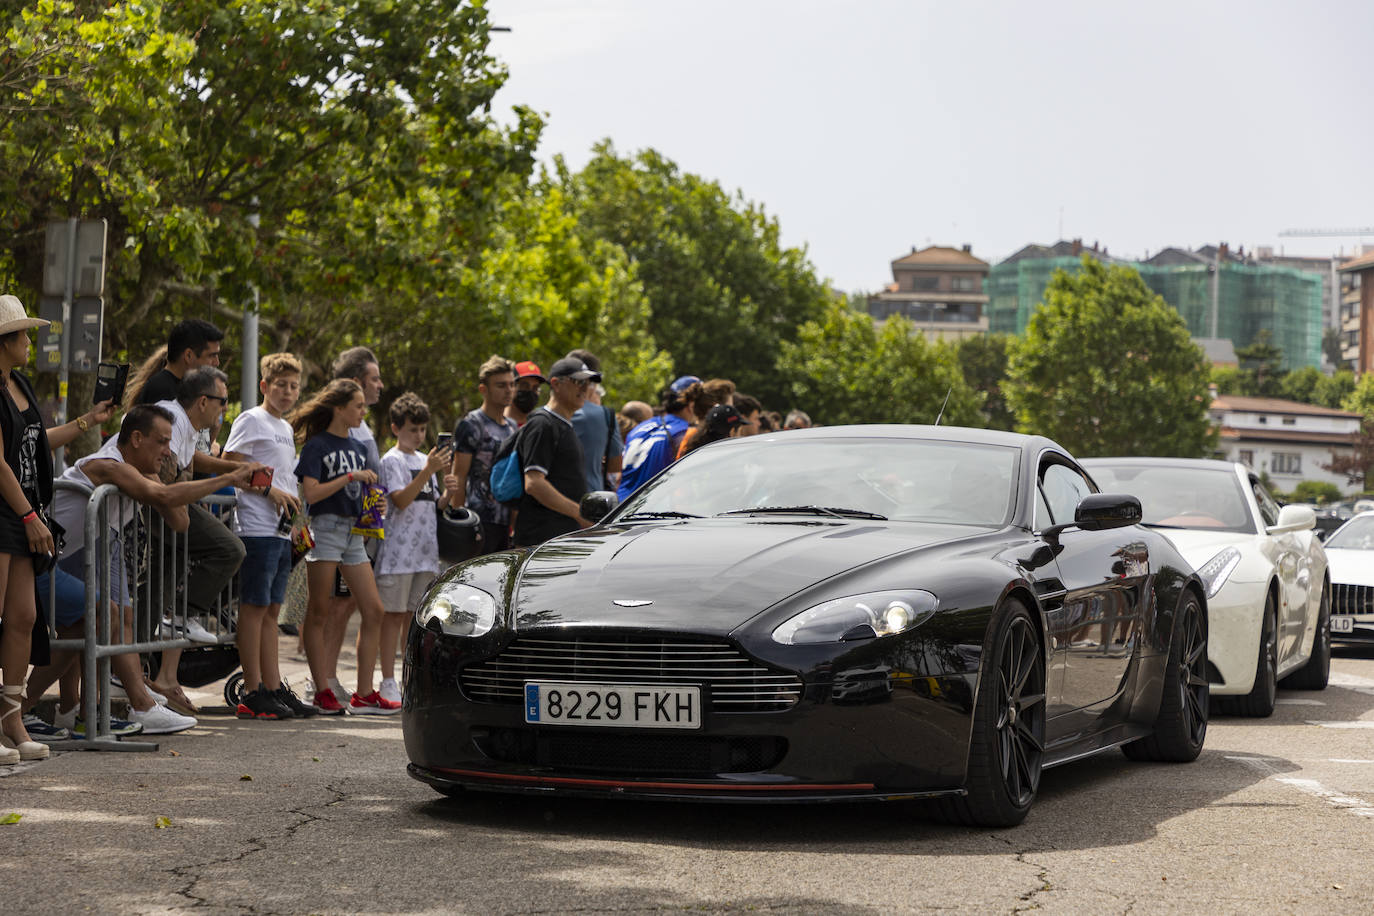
[305,515,370,566]
[240,536,293,606]
[37,535,128,627]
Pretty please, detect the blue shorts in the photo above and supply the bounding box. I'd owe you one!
[240,536,293,606]
[306,515,370,566]
[37,536,128,629]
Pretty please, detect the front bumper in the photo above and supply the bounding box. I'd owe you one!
[402,626,978,801]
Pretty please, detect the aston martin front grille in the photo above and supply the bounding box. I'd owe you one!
[459,634,803,712]
[476,728,788,775]
[1333,583,1374,615]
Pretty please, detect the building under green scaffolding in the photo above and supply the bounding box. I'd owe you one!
[986,243,1324,369]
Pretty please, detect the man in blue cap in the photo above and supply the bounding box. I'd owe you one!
[616,375,700,500]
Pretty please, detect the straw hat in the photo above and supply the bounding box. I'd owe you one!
[0,295,50,336]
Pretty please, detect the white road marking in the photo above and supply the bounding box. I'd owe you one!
[1307,720,1374,729]
[1277,698,1325,705]
[1226,755,1374,818]
[1274,778,1374,817]
[1329,759,1374,764]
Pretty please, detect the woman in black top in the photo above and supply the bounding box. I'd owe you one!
[0,295,113,761]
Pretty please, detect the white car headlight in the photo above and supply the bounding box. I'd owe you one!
[1196,546,1242,599]
[416,582,497,637]
[772,590,939,645]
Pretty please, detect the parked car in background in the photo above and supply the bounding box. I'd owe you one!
[1321,511,1374,643]
[1083,458,1330,717]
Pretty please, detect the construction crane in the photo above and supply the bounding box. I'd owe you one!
[1279,227,1374,237]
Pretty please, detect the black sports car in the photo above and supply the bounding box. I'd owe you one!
[403,425,1208,826]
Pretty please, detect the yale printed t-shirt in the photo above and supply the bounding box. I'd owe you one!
[295,432,369,519]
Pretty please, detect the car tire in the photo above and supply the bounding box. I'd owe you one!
[936,598,1045,828]
[1281,582,1331,691]
[1122,591,1207,762]
[1219,590,1278,717]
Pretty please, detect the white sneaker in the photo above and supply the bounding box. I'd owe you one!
[379,678,402,705]
[184,619,218,644]
[129,703,197,735]
[53,704,77,732]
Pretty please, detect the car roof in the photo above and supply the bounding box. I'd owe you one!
[1080,456,1242,472]
[761,424,1061,452]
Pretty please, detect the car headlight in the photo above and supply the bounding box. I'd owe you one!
[772,590,939,645]
[1196,546,1242,599]
[416,582,497,637]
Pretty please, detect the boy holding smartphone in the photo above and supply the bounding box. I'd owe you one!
[222,352,314,720]
[375,393,455,706]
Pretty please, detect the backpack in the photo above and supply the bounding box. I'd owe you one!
[489,426,525,504]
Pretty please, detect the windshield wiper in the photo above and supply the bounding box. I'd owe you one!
[620,510,702,521]
[716,505,888,521]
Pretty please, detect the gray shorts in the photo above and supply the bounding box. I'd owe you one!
[376,571,435,614]
[305,515,370,566]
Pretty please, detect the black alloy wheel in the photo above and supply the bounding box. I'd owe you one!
[1282,583,1331,691]
[938,600,1045,827]
[1221,591,1278,717]
[1123,591,1208,761]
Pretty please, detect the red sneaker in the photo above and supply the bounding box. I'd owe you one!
[312,688,348,716]
[350,690,401,715]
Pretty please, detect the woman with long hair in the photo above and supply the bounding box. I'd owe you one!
[291,379,396,715]
[675,378,735,459]
[681,404,746,456]
[0,295,115,761]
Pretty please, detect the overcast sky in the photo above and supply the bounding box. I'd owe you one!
[488,0,1374,293]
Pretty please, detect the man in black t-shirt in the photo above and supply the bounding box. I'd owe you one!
[137,319,225,406]
[513,357,601,546]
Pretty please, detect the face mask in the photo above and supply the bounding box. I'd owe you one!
[513,389,539,413]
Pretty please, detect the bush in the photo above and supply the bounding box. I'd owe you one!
[1289,480,1342,505]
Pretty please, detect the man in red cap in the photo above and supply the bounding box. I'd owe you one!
[505,360,545,428]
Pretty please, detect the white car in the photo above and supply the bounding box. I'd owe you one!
[1321,511,1374,642]
[1082,458,1330,716]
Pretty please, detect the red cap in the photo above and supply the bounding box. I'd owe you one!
[514,360,545,383]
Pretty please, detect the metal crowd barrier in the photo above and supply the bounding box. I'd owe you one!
[44,480,240,751]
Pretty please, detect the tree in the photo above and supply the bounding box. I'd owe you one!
[1234,331,1284,398]
[956,333,1016,431]
[1004,256,1216,458]
[1289,480,1341,505]
[0,0,541,417]
[1280,367,1356,409]
[558,143,832,407]
[1323,327,1345,370]
[775,298,982,426]
[1326,374,1374,489]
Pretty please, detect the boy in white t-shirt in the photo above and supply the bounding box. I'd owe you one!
[222,353,314,720]
[375,393,454,704]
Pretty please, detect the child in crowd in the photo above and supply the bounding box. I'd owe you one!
[223,353,316,720]
[292,379,393,715]
[375,393,454,705]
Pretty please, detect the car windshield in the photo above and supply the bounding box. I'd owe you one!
[1326,515,1374,550]
[615,437,1018,526]
[1086,464,1255,534]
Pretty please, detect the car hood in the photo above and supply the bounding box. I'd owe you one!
[511,518,983,635]
[1325,548,1374,587]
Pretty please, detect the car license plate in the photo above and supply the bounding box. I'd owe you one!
[1332,616,1354,634]
[524,682,701,729]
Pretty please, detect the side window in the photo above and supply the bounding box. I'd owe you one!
[1040,463,1094,525]
[1251,477,1281,527]
[1035,487,1054,529]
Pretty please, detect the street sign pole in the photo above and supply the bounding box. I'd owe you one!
[57,217,77,429]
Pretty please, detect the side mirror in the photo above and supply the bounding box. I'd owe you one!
[579,490,619,523]
[1268,504,1316,535]
[1074,493,1142,531]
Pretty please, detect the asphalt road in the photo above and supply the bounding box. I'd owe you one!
[7,637,1374,914]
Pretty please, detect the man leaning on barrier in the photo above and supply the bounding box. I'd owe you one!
[22,406,257,736]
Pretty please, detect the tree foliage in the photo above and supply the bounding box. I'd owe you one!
[1005,257,1215,458]
[557,143,832,408]
[956,333,1015,431]
[775,298,982,427]
[1233,330,1285,398]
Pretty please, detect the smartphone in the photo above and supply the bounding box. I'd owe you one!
[249,467,274,489]
[93,362,130,405]
[436,432,453,451]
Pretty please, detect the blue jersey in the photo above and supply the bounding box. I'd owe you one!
[617,414,689,500]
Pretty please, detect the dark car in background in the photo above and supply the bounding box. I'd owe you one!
[404,426,1208,827]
